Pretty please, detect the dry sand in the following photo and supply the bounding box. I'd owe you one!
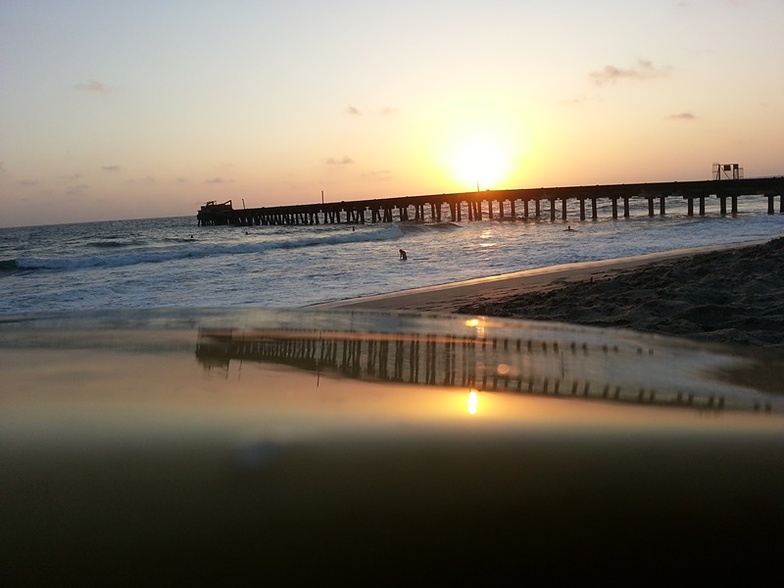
[317,237,784,349]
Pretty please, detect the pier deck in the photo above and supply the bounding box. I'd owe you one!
[197,176,784,226]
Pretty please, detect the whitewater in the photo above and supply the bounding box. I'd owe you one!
[1,194,783,314]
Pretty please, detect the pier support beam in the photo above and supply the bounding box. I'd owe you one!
[659,196,666,215]
[611,198,618,219]
[768,195,775,214]
[623,197,630,218]
[579,198,586,221]
[591,198,598,220]
[561,198,567,220]
[549,199,556,222]
[535,199,541,219]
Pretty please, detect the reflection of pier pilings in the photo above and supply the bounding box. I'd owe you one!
[195,328,765,412]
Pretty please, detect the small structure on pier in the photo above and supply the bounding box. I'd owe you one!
[198,200,234,225]
[713,162,743,180]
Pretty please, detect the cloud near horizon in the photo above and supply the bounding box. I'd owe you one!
[205,177,233,184]
[346,105,398,116]
[101,165,121,171]
[364,169,393,181]
[73,80,112,93]
[589,60,671,85]
[667,112,696,120]
[326,156,354,166]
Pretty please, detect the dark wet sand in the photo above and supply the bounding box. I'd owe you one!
[453,236,784,348]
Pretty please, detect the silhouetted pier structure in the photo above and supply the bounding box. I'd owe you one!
[195,327,773,413]
[197,176,784,226]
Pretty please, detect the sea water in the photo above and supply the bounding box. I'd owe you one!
[1,195,783,313]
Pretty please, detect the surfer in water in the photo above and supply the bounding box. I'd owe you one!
[399,249,408,260]
[565,225,576,232]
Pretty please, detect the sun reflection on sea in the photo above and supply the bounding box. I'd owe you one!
[467,390,478,415]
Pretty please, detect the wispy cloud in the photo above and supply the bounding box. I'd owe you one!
[205,177,233,184]
[66,184,90,195]
[326,156,354,166]
[73,79,112,93]
[559,95,596,106]
[589,60,671,85]
[101,165,121,172]
[364,169,393,181]
[124,176,155,185]
[666,112,697,120]
[18,179,37,186]
[346,105,399,116]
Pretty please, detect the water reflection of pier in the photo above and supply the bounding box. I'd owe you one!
[195,327,772,412]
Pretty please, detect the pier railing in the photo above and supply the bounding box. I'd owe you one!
[197,176,784,226]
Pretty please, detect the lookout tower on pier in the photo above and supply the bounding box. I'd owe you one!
[713,162,743,180]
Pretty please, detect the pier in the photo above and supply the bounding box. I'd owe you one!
[197,175,784,226]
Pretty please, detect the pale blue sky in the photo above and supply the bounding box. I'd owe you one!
[2,0,783,226]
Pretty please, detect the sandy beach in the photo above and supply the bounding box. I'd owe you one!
[320,237,784,349]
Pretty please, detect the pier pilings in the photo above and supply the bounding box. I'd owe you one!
[197,177,784,226]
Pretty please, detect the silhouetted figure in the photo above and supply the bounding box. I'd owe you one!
[399,249,407,260]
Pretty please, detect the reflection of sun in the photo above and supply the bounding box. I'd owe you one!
[450,132,511,190]
[467,390,478,415]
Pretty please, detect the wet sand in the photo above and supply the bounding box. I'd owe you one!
[318,237,784,348]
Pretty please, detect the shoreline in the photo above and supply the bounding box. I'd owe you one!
[314,240,768,313]
[315,237,784,349]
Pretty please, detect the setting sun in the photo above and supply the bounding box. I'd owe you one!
[451,132,511,191]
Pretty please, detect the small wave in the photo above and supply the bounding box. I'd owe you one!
[86,240,139,249]
[398,221,462,233]
[0,259,21,273]
[12,224,406,272]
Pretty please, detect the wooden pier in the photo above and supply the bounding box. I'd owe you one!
[197,176,784,226]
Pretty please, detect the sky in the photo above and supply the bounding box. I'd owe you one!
[1,0,783,227]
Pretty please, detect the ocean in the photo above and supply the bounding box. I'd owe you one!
[2,194,783,314]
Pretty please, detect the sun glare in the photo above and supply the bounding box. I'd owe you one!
[448,131,513,191]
